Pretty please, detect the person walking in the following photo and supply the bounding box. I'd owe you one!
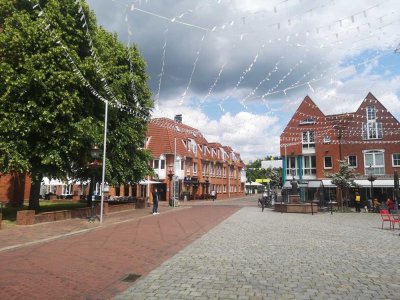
[355,192,361,213]
[211,190,216,201]
[152,187,160,215]
[259,197,266,212]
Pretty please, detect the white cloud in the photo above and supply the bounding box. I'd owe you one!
[86,0,400,160]
[152,101,281,160]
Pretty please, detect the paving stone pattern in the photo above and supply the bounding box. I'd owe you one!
[117,208,400,300]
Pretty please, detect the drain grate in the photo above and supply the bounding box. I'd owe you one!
[121,273,141,283]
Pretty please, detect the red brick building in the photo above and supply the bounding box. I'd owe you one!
[280,92,400,204]
[0,116,246,205]
[0,172,30,207]
[145,116,246,202]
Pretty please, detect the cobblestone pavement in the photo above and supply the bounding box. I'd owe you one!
[117,207,400,300]
[0,200,241,299]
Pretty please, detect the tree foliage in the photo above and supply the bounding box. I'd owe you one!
[0,0,153,210]
[246,159,282,189]
[326,159,358,206]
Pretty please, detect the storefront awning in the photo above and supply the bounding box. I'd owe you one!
[321,179,336,187]
[139,180,160,185]
[283,181,292,189]
[354,179,394,188]
[308,181,322,188]
[245,182,264,186]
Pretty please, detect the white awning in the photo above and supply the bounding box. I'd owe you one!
[41,177,65,186]
[308,181,322,188]
[139,180,160,185]
[321,179,336,187]
[354,179,394,188]
[245,182,263,186]
[283,181,292,189]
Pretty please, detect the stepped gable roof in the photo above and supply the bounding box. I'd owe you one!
[147,118,208,158]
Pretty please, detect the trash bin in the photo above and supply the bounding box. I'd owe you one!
[135,197,146,209]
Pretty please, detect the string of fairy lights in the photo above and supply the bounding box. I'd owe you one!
[112,0,400,114]
[24,0,400,159]
[280,96,400,147]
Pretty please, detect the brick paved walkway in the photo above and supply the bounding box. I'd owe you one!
[117,207,400,300]
[0,199,244,299]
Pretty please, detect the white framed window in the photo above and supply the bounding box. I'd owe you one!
[324,156,333,169]
[153,159,159,169]
[348,155,357,168]
[323,136,331,144]
[364,150,385,175]
[299,118,316,125]
[302,131,315,149]
[186,161,191,175]
[180,160,184,170]
[303,155,316,175]
[223,185,226,192]
[160,159,165,170]
[286,156,297,176]
[362,122,383,139]
[392,153,400,167]
[367,105,376,121]
[193,162,197,174]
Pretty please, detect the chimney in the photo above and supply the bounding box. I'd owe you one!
[174,114,182,123]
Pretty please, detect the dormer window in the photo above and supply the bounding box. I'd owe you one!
[299,118,316,125]
[323,136,331,144]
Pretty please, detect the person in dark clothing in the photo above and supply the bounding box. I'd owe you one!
[152,188,159,215]
[259,197,266,212]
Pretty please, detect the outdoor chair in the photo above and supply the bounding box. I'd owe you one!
[390,216,400,230]
[380,209,392,229]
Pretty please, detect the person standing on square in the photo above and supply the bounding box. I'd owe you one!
[152,187,159,215]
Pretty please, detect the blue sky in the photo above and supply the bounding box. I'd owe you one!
[86,0,400,161]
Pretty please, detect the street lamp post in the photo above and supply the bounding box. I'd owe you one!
[87,145,101,221]
[367,165,376,201]
[167,164,174,207]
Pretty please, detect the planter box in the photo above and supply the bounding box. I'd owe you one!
[274,203,318,214]
[16,210,35,225]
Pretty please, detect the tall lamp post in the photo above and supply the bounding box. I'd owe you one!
[205,176,209,200]
[87,145,101,220]
[367,164,376,201]
[167,164,174,207]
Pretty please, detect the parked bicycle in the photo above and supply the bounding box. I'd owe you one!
[258,196,273,209]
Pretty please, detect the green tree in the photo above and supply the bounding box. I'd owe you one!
[326,159,358,208]
[246,159,282,192]
[0,0,153,211]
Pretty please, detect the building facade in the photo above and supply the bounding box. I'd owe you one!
[280,93,400,204]
[0,116,246,205]
[145,116,246,202]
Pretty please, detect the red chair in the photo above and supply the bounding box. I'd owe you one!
[380,210,392,229]
[390,215,400,230]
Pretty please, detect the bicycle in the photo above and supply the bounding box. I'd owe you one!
[258,197,272,208]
